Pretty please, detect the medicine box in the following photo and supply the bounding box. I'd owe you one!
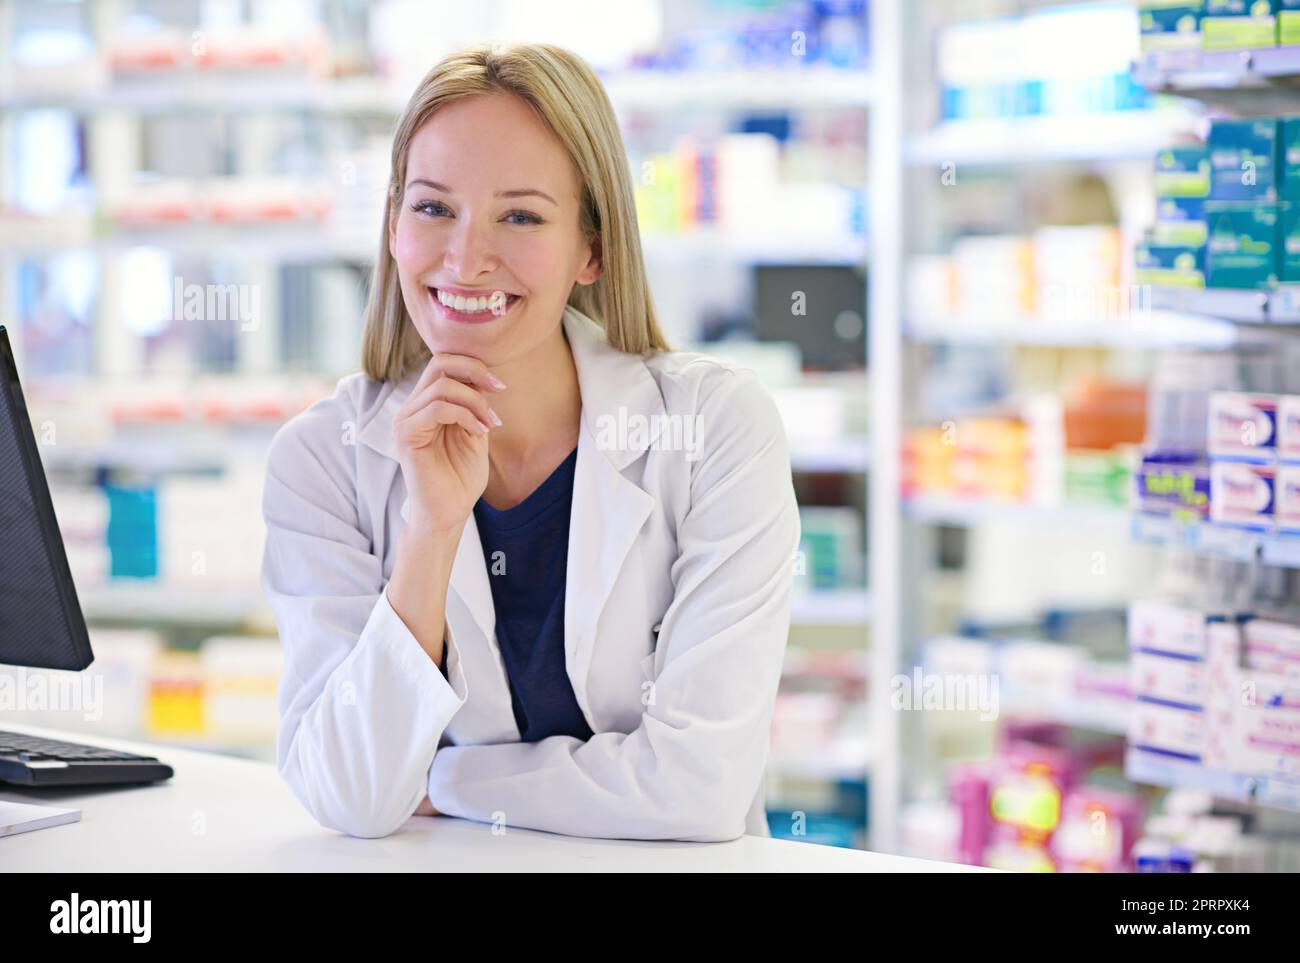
[1204,201,1278,288]
[1207,392,1279,460]
[1282,118,1300,198]
[1276,463,1300,532]
[1210,460,1276,531]
[1201,0,1279,51]
[1129,599,1210,660]
[1154,145,1211,198]
[1134,239,1205,287]
[1132,651,1208,707]
[1139,2,1205,51]
[1282,0,1300,44]
[1155,196,1208,245]
[1208,119,1278,202]
[1278,394,1300,461]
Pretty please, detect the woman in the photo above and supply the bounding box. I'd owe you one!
[261,42,800,842]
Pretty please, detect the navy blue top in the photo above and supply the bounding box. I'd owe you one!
[473,445,592,743]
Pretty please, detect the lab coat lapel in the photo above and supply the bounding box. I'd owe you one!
[562,306,662,717]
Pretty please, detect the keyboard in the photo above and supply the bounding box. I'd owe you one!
[0,730,174,787]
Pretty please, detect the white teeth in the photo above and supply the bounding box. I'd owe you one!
[435,289,512,314]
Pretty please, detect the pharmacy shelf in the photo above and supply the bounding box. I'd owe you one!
[1002,696,1130,736]
[903,496,1130,530]
[1131,513,1300,568]
[906,312,1242,349]
[601,67,874,110]
[1133,44,1300,110]
[1126,748,1300,813]
[1149,284,1300,325]
[4,219,867,268]
[0,68,874,116]
[789,435,870,473]
[904,109,1198,167]
[790,588,872,626]
[768,735,873,781]
[640,229,868,266]
[78,583,270,627]
[0,76,406,114]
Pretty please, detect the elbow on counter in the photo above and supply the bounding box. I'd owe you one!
[277,741,415,841]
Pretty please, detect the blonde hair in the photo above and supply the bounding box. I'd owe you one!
[361,42,672,383]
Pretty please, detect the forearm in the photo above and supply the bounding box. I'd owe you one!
[385,518,463,667]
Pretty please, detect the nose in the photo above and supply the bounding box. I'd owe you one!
[442,213,498,281]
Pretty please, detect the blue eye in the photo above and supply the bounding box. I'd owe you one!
[505,211,543,226]
[410,200,450,217]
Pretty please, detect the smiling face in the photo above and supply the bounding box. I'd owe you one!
[388,92,602,365]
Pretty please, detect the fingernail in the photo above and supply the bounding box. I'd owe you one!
[477,420,492,434]
[488,408,503,427]
[488,373,507,389]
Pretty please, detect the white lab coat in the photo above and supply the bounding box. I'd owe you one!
[260,304,801,841]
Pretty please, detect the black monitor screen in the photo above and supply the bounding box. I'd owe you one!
[753,264,867,371]
[0,326,93,671]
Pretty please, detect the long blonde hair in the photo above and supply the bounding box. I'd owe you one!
[361,42,672,383]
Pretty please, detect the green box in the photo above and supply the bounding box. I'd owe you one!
[1281,0,1300,44]
[1205,200,1279,288]
[1208,118,1279,201]
[1202,0,1278,50]
[1155,145,1211,197]
[1135,239,1206,287]
[1281,201,1300,280]
[1140,1,1205,51]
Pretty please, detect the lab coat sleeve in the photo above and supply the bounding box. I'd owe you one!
[425,368,800,842]
[261,401,469,839]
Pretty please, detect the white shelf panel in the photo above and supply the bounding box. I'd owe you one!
[601,68,874,109]
[1146,285,1300,325]
[1134,44,1300,90]
[789,435,870,473]
[903,496,1129,530]
[78,583,269,626]
[1131,513,1300,568]
[905,110,1197,166]
[1,69,874,115]
[907,312,1241,349]
[790,588,872,626]
[1126,748,1300,813]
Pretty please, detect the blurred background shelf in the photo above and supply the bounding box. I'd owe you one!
[905,109,1198,167]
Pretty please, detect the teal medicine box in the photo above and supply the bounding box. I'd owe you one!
[1135,239,1206,287]
[1208,118,1279,201]
[1205,200,1279,289]
[1155,197,1209,245]
[1139,2,1205,51]
[1155,145,1211,198]
[1281,117,1300,199]
[1281,201,1300,281]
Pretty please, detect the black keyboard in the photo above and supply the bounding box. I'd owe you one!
[0,730,174,787]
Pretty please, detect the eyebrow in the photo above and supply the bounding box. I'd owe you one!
[405,179,558,206]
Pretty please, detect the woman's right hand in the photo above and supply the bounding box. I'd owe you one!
[392,353,506,537]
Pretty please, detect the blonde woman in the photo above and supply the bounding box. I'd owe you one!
[261,43,800,842]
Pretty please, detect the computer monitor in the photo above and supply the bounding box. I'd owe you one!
[753,263,868,371]
[0,325,94,671]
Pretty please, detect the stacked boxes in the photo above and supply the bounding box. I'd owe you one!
[1201,0,1279,51]
[1142,118,1300,291]
[1140,0,1300,48]
[1129,600,1300,784]
[1205,391,1300,531]
[1207,119,1279,288]
[1137,145,1210,287]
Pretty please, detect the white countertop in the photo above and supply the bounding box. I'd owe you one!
[1,723,982,872]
